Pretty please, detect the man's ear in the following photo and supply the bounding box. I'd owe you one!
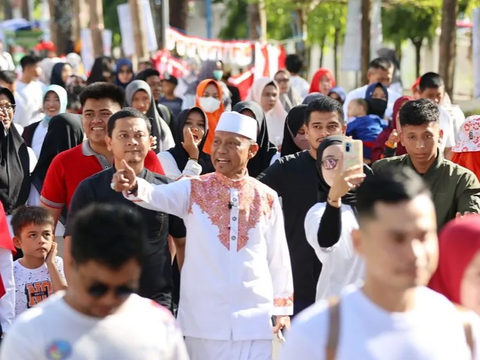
[438,129,444,142]
[105,135,112,151]
[248,143,259,160]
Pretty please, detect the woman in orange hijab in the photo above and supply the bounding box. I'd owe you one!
[309,68,335,95]
[195,79,225,154]
[452,115,480,180]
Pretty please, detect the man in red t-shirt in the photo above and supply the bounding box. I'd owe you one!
[40,82,164,225]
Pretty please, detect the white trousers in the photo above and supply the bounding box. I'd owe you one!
[185,337,272,360]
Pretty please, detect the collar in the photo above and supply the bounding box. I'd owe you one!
[406,148,443,176]
[81,140,96,156]
[214,171,249,189]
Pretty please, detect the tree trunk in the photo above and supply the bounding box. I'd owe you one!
[248,0,266,41]
[49,0,73,55]
[168,0,187,31]
[21,0,30,20]
[295,8,307,62]
[395,40,402,64]
[319,34,326,67]
[88,0,104,58]
[439,0,458,99]
[4,0,13,20]
[333,25,340,79]
[412,38,423,78]
[361,0,371,84]
[129,0,149,59]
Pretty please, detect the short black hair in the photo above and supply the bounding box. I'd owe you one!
[356,167,430,223]
[79,82,125,108]
[11,206,55,237]
[285,54,303,74]
[136,68,160,81]
[368,57,393,71]
[0,70,17,84]
[305,96,345,125]
[70,203,147,269]
[107,107,151,137]
[399,98,440,127]
[419,72,444,92]
[20,55,41,69]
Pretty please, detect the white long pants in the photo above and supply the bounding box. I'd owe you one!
[185,337,272,360]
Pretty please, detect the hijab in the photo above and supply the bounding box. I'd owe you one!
[195,79,224,154]
[87,56,115,85]
[50,63,69,88]
[126,80,172,153]
[247,77,287,148]
[309,68,335,94]
[115,58,134,89]
[31,113,84,193]
[281,105,308,157]
[392,96,413,131]
[365,82,388,118]
[43,85,68,122]
[316,135,357,206]
[429,217,480,304]
[328,86,346,103]
[167,107,214,175]
[303,92,325,105]
[187,61,231,108]
[232,101,278,177]
[0,87,30,214]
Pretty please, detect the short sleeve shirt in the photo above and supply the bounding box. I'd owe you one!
[65,167,186,310]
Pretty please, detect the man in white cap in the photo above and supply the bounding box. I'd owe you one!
[112,111,293,360]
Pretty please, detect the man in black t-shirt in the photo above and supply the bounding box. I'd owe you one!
[65,108,186,311]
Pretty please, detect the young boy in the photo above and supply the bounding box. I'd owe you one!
[346,98,386,163]
[11,206,67,317]
[159,73,183,119]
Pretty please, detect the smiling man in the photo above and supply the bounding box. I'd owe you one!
[258,96,346,316]
[111,111,293,360]
[373,99,480,229]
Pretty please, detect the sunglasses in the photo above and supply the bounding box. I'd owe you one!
[87,282,136,299]
[321,158,339,170]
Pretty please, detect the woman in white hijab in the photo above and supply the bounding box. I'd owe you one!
[247,77,287,149]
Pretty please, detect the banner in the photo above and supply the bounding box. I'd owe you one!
[474,8,480,98]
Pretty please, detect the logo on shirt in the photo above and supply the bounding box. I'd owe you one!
[25,281,52,308]
[46,340,72,360]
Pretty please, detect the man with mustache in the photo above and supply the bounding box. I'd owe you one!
[258,96,346,316]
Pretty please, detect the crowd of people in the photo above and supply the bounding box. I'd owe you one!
[0,46,479,359]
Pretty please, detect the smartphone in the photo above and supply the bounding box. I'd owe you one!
[343,139,363,175]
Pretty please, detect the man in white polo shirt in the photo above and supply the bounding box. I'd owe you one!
[279,168,479,360]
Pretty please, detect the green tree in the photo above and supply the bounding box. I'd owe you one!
[382,3,440,77]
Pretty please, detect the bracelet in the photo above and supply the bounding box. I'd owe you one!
[188,158,198,162]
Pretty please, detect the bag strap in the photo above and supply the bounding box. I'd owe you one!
[326,296,341,360]
[455,305,475,357]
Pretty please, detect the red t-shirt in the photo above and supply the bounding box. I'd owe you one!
[41,142,164,210]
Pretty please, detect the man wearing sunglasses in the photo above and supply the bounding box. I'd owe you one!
[0,204,189,359]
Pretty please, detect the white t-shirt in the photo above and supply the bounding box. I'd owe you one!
[304,203,364,301]
[344,85,401,121]
[13,257,65,317]
[0,292,189,360]
[278,285,480,360]
[16,80,44,126]
[31,119,49,159]
[439,107,456,151]
[290,75,310,100]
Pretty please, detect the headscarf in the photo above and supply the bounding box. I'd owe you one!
[429,217,480,304]
[195,79,224,154]
[0,87,30,214]
[114,58,134,89]
[126,80,173,153]
[232,101,278,177]
[303,92,325,105]
[31,113,84,193]
[38,58,58,85]
[246,77,287,148]
[50,63,70,88]
[328,86,346,103]
[371,96,411,162]
[309,68,335,94]
[281,105,308,157]
[43,85,68,122]
[187,60,231,108]
[66,53,83,75]
[316,135,357,206]
[275,69,302,112]
[167,107,214,175]
[87,56,115,85]
[365,82,388,118]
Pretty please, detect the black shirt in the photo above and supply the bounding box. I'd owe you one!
[65,167,186,310]
[257,150,321,306]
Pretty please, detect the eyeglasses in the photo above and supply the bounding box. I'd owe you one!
[321,158,339,170]
[275,78,289,83]
[0,104,15,112]
[87,282,136,299]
